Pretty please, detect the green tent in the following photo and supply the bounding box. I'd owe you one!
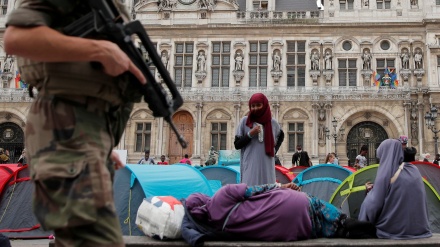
[329,164,440,233]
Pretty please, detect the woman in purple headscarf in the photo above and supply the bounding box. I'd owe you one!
[234,93,284,186]
[182,183,376,246]
[358,139,432,239]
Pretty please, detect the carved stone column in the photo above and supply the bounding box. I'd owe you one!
[194,102,203,158]
[234,103,241,130]
[271,102,280,122]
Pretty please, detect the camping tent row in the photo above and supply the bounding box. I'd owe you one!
[1,161,439,238]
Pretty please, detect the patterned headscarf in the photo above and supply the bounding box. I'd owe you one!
[246,93,275,157]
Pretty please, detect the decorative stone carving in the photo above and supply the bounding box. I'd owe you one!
[310,50,320,71]
[271,71,282,84]
[323,70,334,86]
[198,0,215,11]
[271,49,282,83]
[324,51,332,70]
[158,0,177,11]
[399,69,411,86]
[309,70,320,86]
[195,71,207,83]
[233,70,245,86]
[361,70,372,86]
[414,49,423,69]
[400,48,410,70]
[196,50,207,73]
[272,50,282,72]
[414,69,425,83]
[234,50,244,71]
[361,49,372,70]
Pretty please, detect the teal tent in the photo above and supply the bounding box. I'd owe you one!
[114,164,215,236]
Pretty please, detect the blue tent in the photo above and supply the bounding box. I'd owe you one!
[293,164,353,201]
[217,150,240,166]
[113,164,215,236]
[199,165,241,187]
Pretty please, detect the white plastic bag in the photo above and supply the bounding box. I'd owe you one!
[135,196,185,239]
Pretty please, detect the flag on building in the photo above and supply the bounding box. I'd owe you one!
[15,70,28,89]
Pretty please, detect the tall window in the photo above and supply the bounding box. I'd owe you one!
[437,0,440,5]
[340,0,354,10]
[377,0,391,9]
[211,42,230,87]
[174,42,194,88]
[249,41,268,88]
[211,123,227,150]
[286,41,306,87]
[437,57,440,85]
[288,123,304,152]
[135,123,152,152]
[376,58,395,74]
[139,42,156,77]
[338,59,357,87]
[0,0,7,15]
[253,0,268,10]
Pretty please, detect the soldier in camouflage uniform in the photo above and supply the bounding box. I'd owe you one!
[4,0,146,246]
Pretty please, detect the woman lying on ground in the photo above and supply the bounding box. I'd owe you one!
[181,182,376,246]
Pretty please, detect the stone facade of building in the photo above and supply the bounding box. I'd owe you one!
[1,0,440,166]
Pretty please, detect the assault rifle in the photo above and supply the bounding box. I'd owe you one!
[63,0,187,148]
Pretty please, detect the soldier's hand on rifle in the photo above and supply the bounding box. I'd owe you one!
[96,40,146,84]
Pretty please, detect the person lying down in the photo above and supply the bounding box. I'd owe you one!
[181,182,376,246]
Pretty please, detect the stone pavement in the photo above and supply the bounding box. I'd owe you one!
[38,234,440,247]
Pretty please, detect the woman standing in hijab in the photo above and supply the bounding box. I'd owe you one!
[234,93,284,186]
[358,139,431,239]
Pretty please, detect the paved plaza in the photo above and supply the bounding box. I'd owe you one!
[7,234,440,247]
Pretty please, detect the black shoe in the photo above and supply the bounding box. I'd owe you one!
[343,218,377,239]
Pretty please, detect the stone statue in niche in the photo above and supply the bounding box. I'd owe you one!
[410,0,417,6]
[273,51,281,72]
[161,50,169,70]
[234,51,244,71]
[361,50,372,70]
[324,51,332,70]
[310,51,319,70]
[414,50,423,69]
[400,49,410,69]
[197,50,207,72]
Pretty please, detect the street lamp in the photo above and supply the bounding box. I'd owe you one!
[425,105,440,155]
[325,117,345,154]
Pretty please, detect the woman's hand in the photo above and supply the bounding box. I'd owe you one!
[249,125,261,137]
[365,182,374,193]
[110,151,125,170]
[281,182,301,191]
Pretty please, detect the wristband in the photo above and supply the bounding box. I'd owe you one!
[247,131,252,138]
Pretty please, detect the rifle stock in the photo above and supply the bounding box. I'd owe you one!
[63,0,187,148]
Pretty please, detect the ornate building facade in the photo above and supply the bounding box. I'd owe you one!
[1,0,440,166]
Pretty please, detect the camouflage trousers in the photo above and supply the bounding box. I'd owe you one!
[25,96,124,247]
